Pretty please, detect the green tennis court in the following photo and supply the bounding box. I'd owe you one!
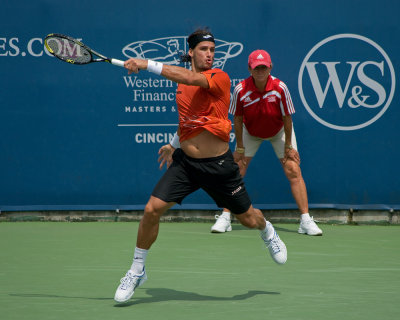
[0,222,399,320]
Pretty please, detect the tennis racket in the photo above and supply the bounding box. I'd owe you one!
[44,33,125,67]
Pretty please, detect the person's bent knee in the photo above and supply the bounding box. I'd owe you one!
[144,196,169,220]
[235,208,264,229]
[144,202,159,217]
[284,162,302,180]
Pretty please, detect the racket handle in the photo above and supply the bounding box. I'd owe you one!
[111,59,125,67]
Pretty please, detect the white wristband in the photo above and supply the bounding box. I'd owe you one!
[147,60,163,75]
[170,132,180,149]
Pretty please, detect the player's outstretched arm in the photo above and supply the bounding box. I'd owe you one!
[124,58,209,88]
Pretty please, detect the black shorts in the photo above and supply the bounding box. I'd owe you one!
[152,148,252,214]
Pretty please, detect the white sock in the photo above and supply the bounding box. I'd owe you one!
[301,213,311,221]
[130,247,148,274]
[260,220,275,240]
[221,211,231,219]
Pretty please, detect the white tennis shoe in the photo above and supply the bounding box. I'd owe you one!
[298,217,323,236]
[262,224,287,265]
[211,212,232,233]
[114,268,147,303]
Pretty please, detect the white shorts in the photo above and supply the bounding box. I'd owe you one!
[242,125,298,159]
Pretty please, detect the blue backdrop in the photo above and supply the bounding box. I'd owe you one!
[1,0,399,211]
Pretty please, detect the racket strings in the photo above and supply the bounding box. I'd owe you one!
[46,36,91,64]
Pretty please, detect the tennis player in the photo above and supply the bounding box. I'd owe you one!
[114,30,287,303]
[211,50,322,236]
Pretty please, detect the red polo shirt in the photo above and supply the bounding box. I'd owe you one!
[229,75,295,138]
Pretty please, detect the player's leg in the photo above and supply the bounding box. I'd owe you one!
[212,155,255,233]
[114,149,198,303]
[201,151,287,264]
[114,196,174,303]
[234,206,287,265]
[137,196,175,249]
[212,125,261,233]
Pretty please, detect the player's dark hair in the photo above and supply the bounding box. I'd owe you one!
[180,28,214,63]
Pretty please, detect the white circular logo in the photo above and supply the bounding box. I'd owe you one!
[298,34,396,130]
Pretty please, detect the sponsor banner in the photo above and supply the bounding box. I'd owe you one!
[0,0,399,210]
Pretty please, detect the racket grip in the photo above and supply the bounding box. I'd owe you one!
[111,59,125,67]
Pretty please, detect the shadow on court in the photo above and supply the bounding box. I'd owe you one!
[10,289,279,307]
[274,226,298,233]
[115,288,280,307]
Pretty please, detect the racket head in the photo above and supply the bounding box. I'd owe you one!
[44,33,93,65]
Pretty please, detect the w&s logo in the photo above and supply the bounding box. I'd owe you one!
[298,34,395,130]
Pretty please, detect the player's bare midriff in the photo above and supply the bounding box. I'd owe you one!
[181,130,229,159]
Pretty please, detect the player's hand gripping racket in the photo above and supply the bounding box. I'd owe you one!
[44,33,125,67]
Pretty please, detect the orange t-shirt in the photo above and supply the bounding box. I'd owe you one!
[176,68,231,142]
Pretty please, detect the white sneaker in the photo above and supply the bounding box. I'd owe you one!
[211,212,232,233]
[262,226,287,265]
[114,269,147,303]
[298,217,323,236]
